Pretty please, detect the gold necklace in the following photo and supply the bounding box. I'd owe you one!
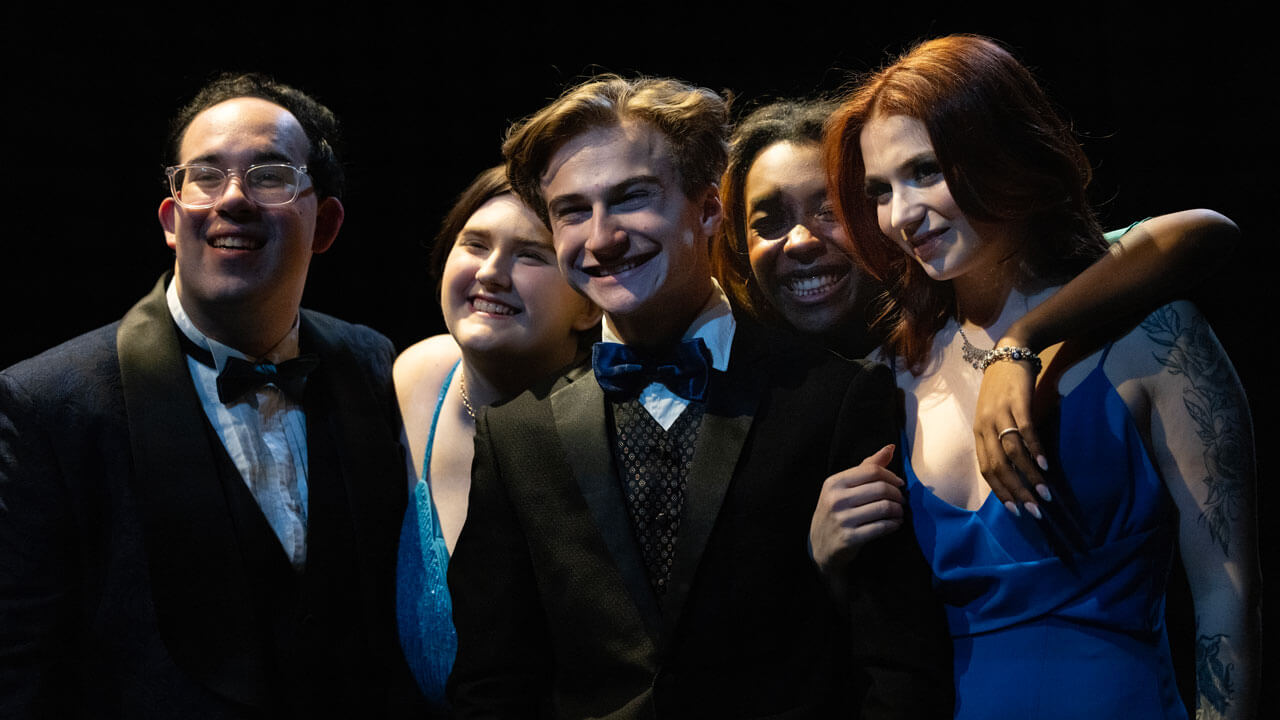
[458,369,475,420]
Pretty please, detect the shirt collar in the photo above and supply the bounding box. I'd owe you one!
[166,279,300,373]
[600,278,736,372]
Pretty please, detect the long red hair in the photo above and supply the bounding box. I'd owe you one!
[825,34,1105,372]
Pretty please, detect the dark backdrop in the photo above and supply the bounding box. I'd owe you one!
[4,4,1272,706]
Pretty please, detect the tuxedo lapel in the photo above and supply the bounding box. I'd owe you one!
[551,324,772,644]
[659,321,766,637]
[116,274,272,708]
[551,370,663,638]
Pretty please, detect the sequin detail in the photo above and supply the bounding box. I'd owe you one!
[395,362,458,707]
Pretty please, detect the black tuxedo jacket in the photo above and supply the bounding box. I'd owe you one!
[0,276,421,718]
[448,319,952,718]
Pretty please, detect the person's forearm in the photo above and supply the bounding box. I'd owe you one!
[1191,585,1259,720]
[1004,209,1238,351]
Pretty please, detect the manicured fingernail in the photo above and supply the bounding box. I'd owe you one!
[1024,501,1042,520]
[1004,500,1021,517]
[1037,455,1049,471]
[1036,484,1052,502]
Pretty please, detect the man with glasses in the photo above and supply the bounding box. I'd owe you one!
[0,74,422,717]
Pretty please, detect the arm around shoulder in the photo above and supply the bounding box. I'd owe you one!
[1008,208,1238,353]
[975,209,1241,510]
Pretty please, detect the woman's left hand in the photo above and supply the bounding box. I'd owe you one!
[973,357,1051,518]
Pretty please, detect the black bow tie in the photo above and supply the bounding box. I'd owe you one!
[174,327,318,404]
[592,338,711,402]
[216,354,320,404]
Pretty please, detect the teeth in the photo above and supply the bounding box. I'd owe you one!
[473,298,517,315]
[912,228,947,248]
[210,236,260,250]
[585,258,644,277]
[786,273,843,297]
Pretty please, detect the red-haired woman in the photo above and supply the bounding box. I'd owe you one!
[815,35,1258,719]
[713,98,1239,511]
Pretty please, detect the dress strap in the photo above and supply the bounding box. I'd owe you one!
[1097,341,1117,367]
[396,358,461,704]
[421,360,460,483]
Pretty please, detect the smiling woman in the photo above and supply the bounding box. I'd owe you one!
[745,142,857,329]
[712,99,877,356]
[819,34,1259,720]
[860,113,1022,288]
[391,165,599,711]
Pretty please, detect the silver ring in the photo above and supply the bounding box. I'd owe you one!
[998,427,1021,441]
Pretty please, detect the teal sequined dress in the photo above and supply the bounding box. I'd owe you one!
[395,361,459,708]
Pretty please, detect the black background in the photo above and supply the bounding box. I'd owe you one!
[4,4,1272,703]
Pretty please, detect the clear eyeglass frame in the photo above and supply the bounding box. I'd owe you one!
[165,163,310,209]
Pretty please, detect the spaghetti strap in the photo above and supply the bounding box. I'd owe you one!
[904,335,1183,718]
[422,360,460,484]
[1097,340,1116,367]
[395,358,461,707]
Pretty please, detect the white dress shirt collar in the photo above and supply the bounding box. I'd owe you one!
[166,279,301,373]
[164,277,311,570]
[599,279,736,430]
[599,278,736,370]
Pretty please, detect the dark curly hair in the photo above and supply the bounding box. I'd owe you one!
[712,98,839,320]
[167,72,344,199]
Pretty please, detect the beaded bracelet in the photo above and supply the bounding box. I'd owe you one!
[977,346,1042,374]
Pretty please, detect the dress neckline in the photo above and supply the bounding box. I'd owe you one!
[901,342,1118,517]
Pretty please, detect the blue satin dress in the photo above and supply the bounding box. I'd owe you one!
[905,345,1187,719]
[395,361,459,708]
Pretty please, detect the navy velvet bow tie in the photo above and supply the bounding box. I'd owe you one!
[592,338,712,402]
[216,354,320,404]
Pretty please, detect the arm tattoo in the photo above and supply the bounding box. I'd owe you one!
[1194,630,1234,718]
[1141,306,1245,556]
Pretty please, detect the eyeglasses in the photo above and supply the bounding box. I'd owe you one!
[165,163,310,208]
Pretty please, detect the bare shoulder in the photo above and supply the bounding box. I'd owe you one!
[394,334,461,426]
[395,334,461,385]
[1106,300,1225,388]
[1101,300,1245,452]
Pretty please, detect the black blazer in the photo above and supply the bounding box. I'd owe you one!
[448,319,952,718]
[0,276,421,718]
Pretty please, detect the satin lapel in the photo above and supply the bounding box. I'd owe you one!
[659,321,766,637]
[117,274,271,708]
[551,371,663,638]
